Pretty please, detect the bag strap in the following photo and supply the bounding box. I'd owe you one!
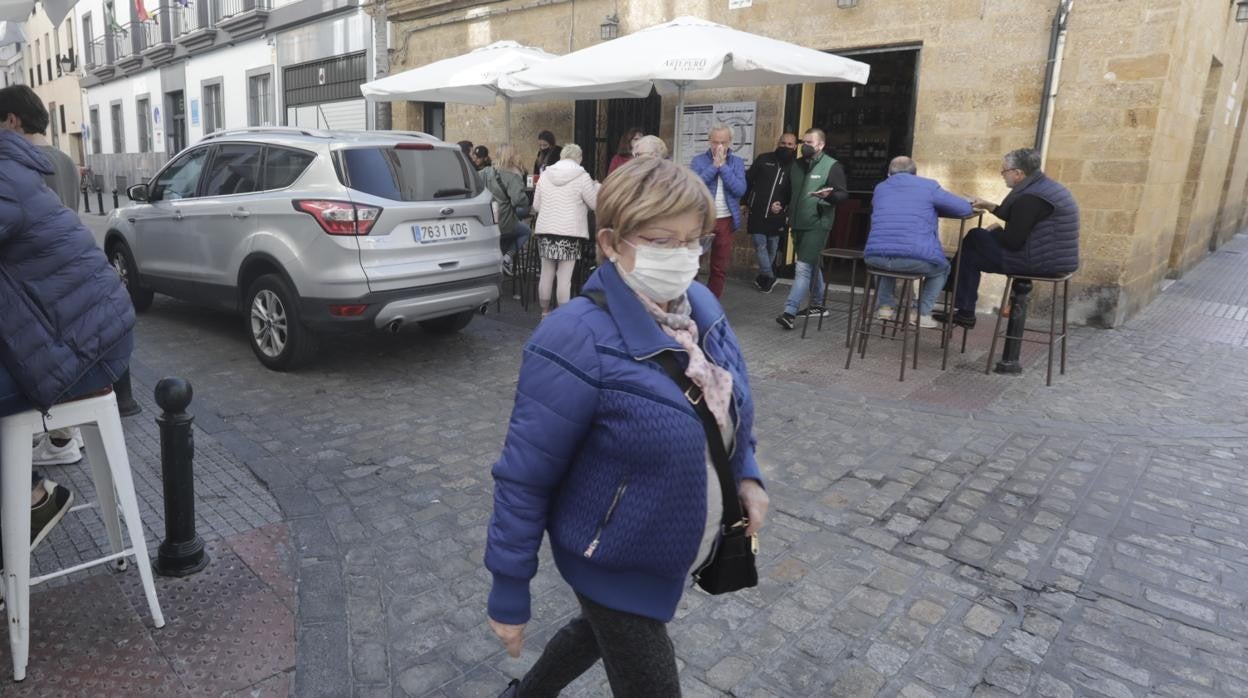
[581,290,745,528]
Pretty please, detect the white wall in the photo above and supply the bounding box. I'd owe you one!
[84,70,163,154]
[183,38,273,144]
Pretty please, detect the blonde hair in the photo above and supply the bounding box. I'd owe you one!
[632,135,668,160]
[560,142,583,163]
[494,144,526,177]
[596,157,715,261]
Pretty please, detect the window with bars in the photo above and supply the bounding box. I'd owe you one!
[137,97,151,152]
[110,102,124,153]
[89,107,101,154]
[247,72,272,126]
[202,82,223,133]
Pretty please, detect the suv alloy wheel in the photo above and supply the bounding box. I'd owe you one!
[107,241,155,312]
[245,274,318,370]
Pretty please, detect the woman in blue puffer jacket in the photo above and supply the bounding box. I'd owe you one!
[485,157,770,696]
[0,124,135,543]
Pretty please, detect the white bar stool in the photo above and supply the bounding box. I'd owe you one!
[0,389,165,681]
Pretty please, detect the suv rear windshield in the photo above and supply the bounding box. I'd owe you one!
[337,147,477,201]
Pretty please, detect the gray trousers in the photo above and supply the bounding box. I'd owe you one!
[518,592,681,697]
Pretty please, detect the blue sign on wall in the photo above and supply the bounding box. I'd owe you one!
[190,99,200,126]
[153,106,161,125]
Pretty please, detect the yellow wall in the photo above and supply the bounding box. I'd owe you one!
[387,0,1248,326]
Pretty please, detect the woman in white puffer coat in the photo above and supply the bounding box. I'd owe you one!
[532,143,600,316]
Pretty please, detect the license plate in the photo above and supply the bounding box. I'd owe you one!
[413,221,470,244]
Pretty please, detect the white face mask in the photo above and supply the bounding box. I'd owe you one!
[614,239,701,302]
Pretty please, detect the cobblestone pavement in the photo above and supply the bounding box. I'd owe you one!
[100,214,1248,697]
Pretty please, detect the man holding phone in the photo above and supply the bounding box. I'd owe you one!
[691,124,747,297]
[776,128,848,330]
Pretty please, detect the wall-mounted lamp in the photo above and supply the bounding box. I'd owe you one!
[1237,0,1248,22]
[600,14,619,40]
[57,54,74,72]
[837,0,859,8]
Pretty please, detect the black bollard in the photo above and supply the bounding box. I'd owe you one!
[153,377,209,577]
[82,187,90,213]
[112,189,119,210]
[113,370,141,417]
[994,279,1032,375]
[96,188,105,216]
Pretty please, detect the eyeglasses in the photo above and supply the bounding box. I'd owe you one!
[633,234,716,251]
[1001,167,1020,175]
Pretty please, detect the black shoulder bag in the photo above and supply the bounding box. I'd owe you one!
[583,291,758,594]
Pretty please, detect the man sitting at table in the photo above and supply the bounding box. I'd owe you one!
[865,156,973,328]
[934,147,1079,328]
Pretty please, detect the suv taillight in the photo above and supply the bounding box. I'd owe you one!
[490,200,500,225]
[293,200,382,235]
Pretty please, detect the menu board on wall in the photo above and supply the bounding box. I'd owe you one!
[677,101,758,166]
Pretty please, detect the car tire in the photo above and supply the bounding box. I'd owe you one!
[106,241,154,312]
[418,310,475,335]
[245,274,318,371]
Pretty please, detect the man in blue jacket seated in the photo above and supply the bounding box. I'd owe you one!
[0,125,137,556]
[865,156,974,328]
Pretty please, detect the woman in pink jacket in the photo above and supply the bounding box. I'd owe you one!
[532,143,600,316]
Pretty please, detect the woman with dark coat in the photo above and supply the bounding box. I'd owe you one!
[532,129,563,176]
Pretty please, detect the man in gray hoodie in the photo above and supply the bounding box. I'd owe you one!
[0,85,79,208]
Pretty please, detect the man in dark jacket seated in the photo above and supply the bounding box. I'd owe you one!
[0,125,136,552]
[864,156,973,328]
[934,147,1080,328]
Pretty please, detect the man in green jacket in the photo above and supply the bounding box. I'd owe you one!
[776,128,848,330]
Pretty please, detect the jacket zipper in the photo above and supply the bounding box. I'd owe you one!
[763,167,782,221]
[584,479,629,558]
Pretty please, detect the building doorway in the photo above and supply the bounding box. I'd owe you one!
[423,102,445,140]
[785,46,920,252]
[165,90,186,154]
[574,88,661,180]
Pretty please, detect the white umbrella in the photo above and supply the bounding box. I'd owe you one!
[500,15,871,155]
[362,40,571,142]
[0,20,24,47]
[0,0,74,28]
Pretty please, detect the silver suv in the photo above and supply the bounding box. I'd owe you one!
[104,128,501,370]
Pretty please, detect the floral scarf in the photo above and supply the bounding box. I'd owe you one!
[633,292,734,432]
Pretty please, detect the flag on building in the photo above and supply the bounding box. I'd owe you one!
[136,0,150,22]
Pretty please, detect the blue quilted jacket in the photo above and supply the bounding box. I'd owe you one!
[865,173,973,267]
[0,130,135,411]
[485,262,763,624]
[691,150,748,229]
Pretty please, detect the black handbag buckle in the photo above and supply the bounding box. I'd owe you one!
[684,384,704,405]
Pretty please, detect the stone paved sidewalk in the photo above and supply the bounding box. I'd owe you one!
[71,211,1248,697]
[1,328,297,694]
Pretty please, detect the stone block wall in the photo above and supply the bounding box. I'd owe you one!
[1047,0,1248,325]
[386,0,1248,326]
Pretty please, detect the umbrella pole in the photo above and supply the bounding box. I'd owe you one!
[674,84,686,161]
[505,96,512,144]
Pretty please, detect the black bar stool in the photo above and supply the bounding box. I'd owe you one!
[846,267,925,382]
[802,248,864,346]
[937,212,985,370]
[984,272,1073,386]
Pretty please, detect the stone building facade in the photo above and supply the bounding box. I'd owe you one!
[383,0,1248,327]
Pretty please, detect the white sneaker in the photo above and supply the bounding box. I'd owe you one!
[876,306,895,320]
[918,314,939,329]
[32,431,83,466]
